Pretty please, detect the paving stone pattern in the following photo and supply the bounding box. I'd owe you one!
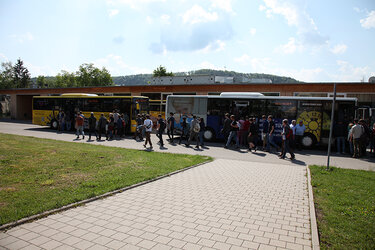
[0,159,312,249]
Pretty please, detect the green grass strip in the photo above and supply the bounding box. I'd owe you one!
[309,165,375,249]
[0,133,211,225]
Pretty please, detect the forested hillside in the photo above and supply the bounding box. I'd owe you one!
[112,69,300,86]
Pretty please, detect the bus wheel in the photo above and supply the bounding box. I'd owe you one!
[203,128,215,141]
[302,133,316,148]
[51,119,59,130]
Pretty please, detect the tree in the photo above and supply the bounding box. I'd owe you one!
[153,65,174,77]
[76,63,113,87]
[13,58,31,88]
[36,75,46,88]
[0,62,14,89]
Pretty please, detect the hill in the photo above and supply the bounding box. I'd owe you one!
[112,69,301,86]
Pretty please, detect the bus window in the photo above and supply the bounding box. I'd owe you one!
[83,98,101,112]
[266,100,297,119]
[207,98,231,116]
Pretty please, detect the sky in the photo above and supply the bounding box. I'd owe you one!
[0,0,374,82]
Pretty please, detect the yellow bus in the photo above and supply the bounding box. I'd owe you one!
[149,99,166,129]
[32,94,149,133]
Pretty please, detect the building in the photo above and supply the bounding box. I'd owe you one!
[0,75,374,120]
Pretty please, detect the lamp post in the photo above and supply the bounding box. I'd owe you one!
[327,82,337,170]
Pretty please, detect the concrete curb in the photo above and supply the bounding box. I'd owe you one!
[0,159,212,232]
[307,166,320,250]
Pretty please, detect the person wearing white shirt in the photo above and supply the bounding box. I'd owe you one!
[295,120,306,150]
[143,114,153,149]
[289,120,297,150]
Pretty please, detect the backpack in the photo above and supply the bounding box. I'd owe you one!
[237,121,241,130]
[193,121,200,133]
[76,115,84,126]
[286,127,293,139]
[145,120,152,129]
[159,119,166,131]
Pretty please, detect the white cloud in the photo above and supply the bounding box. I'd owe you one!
[198,61,225,70]
[360,10,375,29]
[0,53,8,62]
[198,40,226,53]
[275,37,303,54]
[108,9,119,17]
[94,54,150,75]
[146,16,153,24]
[234,54,250,64]
[182,4,218,24]
[330,43,347,54]
[106,0,166,9]
[24,61,57,77]
[209,0,234,13]
[260,0,328,46]
[160,14,170,24]
[335,60,374,81]
[250,28,256,36]
[9,32,34,43]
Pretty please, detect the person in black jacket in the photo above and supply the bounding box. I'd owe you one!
[334,120,347,154]
[221,113,231,145]
[97,113,107,140]
[88,112,97,141]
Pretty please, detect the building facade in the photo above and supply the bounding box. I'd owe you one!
[0,76,374,120]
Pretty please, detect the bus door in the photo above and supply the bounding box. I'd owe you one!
[357,107,369,120]
[297,101,323,147]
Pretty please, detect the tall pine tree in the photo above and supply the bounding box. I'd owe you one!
[13,58,31,88]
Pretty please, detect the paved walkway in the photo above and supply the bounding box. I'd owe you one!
[1,120,373,249]
[1,159,311,250]
[0,121,374,171]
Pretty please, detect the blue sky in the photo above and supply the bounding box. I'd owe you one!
[0,0,374,82]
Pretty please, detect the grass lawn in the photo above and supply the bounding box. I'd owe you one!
[0,133,211,226]
[310,165,375,249]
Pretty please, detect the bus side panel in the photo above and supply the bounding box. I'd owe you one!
[32,110,55,126]
[206,115,224,139]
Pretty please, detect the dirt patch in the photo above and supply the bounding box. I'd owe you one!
[0,187,17,192]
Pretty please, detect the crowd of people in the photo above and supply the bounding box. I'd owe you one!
[56,109,375,159]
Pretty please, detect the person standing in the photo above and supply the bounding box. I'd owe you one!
[134,114,144,140]
[65,111,71,131]
[179,116,189,145]
[280,119,295,160]
[117,115,124,138]
[242,116,251,147]
[248,118,258,152]
[107,113,114,140]
[334,120,347,154]
[75,111,85,139]
[198,117,205,147]
[225,115,239,149]
[289,120,297,151]
[295,120,306,150]
[143,114,153,149]
[350,119,364,158]
[221,113,231,145]
[98,113,107,140]
[157,114,166,147]
[123,112,129,135]
[88,112,97,141]
[113,110,119,138]
[266,115,279,152]
[167,112,175,143]
[260,115,268,150]
[347,123,354,156]
[186,115,200,149]
[58,110,65,132]
[359,119,370,156]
